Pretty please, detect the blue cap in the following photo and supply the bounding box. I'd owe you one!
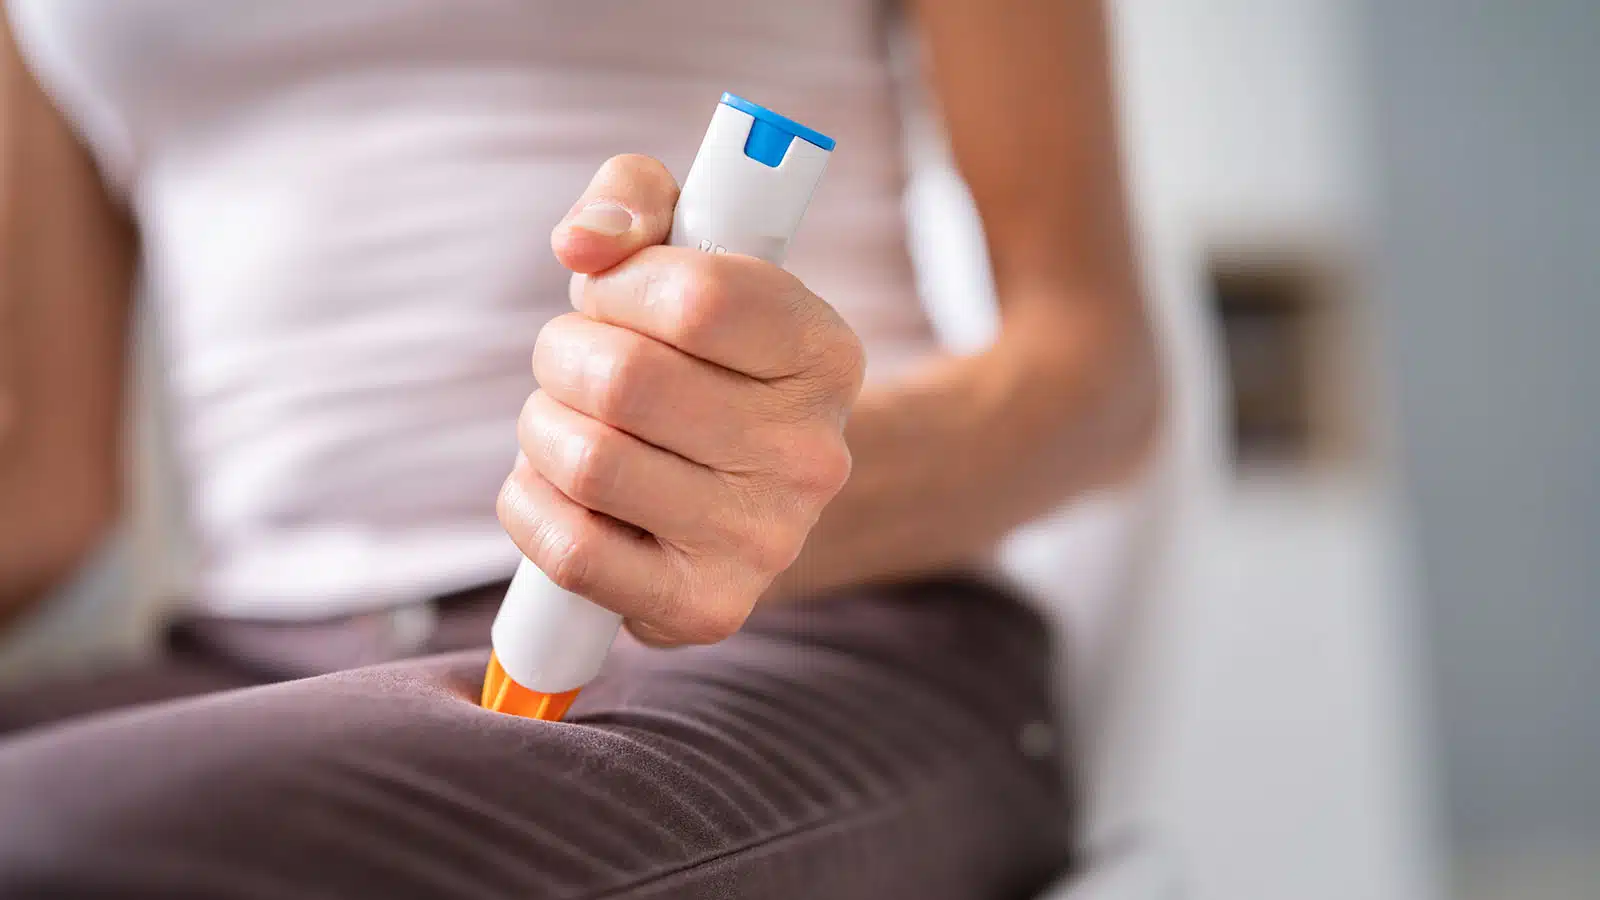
[720,92,836,168]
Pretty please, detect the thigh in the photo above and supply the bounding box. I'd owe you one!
[0,646,259,736]
[0,583,504,736]
[0,577,1074,900]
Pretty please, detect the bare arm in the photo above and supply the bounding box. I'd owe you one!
[0,13,136,626]
[500,0,1160,644]
[770,0,1163,596]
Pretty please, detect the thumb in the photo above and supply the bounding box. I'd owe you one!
[552,154,680,275]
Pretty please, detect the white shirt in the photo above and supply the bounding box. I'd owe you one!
[9,0,941,618]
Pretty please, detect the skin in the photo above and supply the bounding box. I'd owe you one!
[501,0,1161,647]
[501,159,866,646]
[0,0,1161,644]
[0,12,136,628]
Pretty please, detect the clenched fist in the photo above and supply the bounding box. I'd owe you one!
[498,155,865,647]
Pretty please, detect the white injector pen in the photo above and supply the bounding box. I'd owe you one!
[482,93,835,718]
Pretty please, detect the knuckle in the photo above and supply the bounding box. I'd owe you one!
[567,271,588,311]
[494,474,520,532]
[750,521,807,575]
[671,255,733,345]
[789,430,853,499]
[602,152,651,173]
[564,427,624,505]
[543,517,603,595]
[605,152,670,184]
[836,328,868,391]
[531,317,581,391]
[596,154,678,218]
[811,323,867,397]
[591,337,653,424]
[514,392,543,453]
[497,464,541,534]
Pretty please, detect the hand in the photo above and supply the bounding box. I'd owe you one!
[498,155,865,647]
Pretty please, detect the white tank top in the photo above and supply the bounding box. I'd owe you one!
[9,0,940,618]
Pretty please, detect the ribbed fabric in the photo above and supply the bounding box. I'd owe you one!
[0,578,1073,899]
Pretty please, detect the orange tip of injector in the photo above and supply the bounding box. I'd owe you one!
[481,651,581,721]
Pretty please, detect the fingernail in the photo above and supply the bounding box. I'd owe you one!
[567,202,634,237]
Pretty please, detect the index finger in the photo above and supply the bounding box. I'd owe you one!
[569,247,840,380]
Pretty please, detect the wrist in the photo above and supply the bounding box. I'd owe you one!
[761,340,1047,605]
[761,288,1162,606]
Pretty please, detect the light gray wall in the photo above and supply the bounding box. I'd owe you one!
[1359,0,1600,880]
[1101,3,1439,899]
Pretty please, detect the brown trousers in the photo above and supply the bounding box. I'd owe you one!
[0,577,1073,899]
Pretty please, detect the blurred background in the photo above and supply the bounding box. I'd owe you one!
[4,2,1594,899]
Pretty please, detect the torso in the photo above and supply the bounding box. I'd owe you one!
[8,0,937,617]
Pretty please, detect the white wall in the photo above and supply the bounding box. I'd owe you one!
[1108,3,1439,898]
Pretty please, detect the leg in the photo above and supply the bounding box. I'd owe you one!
[0,640,260,735]
[0,583,505,735]
[0,577,1074,899]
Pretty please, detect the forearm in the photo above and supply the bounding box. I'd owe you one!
[771,293,1163,600]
